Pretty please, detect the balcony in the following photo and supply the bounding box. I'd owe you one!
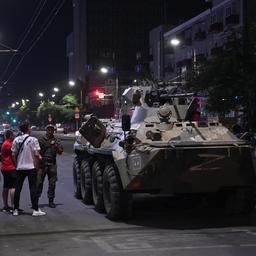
[209,22,223,33]
[194,30,206,41]
[225,14,240,25]
[211,46,223,56]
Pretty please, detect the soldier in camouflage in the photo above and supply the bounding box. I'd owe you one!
[37,124,63,208]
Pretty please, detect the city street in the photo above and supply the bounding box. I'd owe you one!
[1,138,256,256]
[1,1,256,255]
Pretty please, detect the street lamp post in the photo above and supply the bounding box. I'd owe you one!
[100,67,119,118]
[169,38,181,82]
[69,80,83,108]
[69,79,84,130]
[115,74,119,109]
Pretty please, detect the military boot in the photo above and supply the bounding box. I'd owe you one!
[49,198,56,208]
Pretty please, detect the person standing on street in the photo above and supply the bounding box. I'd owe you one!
[1,130,16,212]
[37,124,63,208]
[11,121,46,217]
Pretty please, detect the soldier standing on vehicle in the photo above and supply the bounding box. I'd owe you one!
[37,124,63,208]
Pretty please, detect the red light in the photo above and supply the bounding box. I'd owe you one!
[95,90,100,96]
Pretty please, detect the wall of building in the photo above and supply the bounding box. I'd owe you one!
[73,0,87,82]
[149,0,243,82]
[149,25,167,80]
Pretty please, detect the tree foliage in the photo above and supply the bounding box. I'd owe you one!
[187,23,256,129]
[36,93,79,124]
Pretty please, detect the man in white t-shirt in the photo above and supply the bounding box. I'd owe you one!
[11,122,46,217]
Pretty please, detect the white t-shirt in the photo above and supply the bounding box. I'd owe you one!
[131,106,147,124]
[11,134,40,170]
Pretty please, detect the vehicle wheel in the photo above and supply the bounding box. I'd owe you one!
[73,157,82,199]
[80,160,93,204]
[225,188,256,215]
[92,161,105,213]
[103,164,133,220]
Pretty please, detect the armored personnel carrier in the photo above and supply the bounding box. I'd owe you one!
[73,83,256,220]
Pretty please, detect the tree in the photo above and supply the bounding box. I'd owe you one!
[36,94,79,125]
[61,93,78,107]
[187,23,256,130]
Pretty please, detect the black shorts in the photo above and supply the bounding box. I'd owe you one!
[1,170,17,189]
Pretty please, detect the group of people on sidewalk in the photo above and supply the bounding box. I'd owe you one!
[0,121,63,217]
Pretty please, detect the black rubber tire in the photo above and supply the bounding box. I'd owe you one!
[103,164,133,220]
[92,161,105,213]
[225,188,256,215]
[73,157,82,199]
[80,160,93,205]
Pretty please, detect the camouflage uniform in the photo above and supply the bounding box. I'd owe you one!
[37,131,63,206]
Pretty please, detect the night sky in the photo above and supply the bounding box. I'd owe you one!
[0,0,208,107]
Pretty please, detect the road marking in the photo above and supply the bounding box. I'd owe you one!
[91,233,230,253]
[91,236,234,253]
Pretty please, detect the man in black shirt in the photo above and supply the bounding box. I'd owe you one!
[37,124,63,208]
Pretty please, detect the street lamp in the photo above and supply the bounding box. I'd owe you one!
[100,67,108,74]
[170,38,180,46]
[69,80,75,86]
[100,66,119,113]
[38,92,44,98]
[53,87,59,92]
[169,38,182,82]
[69,80,83,108]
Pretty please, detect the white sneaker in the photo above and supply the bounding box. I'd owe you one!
[13,209,19,216]
[32,208,46,217]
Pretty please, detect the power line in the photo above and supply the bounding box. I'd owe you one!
[0,0,48,82]
[17,0,47,48]
[0,42,16,50]
[2,0,67,86]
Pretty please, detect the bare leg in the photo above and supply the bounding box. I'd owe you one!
[2,189,9,208]
[9,188,15,208]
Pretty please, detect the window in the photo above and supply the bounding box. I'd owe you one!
[211,12,217,24]
[226,6,232,17]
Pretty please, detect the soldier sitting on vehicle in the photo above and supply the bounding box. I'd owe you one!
[131,90,147,124]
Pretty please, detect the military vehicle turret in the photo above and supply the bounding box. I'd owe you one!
[73,82,256,220]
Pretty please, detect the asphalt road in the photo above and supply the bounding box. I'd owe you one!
[1,138,256,256]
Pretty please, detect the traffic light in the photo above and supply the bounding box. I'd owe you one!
[6,111,10,115]
[94,90,100,96]
[94,90,104,99]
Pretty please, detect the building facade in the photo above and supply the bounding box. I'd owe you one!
[150,0,244,82]
[67,0,166,116]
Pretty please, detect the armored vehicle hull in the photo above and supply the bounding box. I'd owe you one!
[114,143,256,194]
[72,85,256,220]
